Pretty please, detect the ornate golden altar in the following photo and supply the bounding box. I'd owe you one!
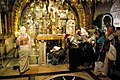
[36,34,65,65]
[37,34,65,47]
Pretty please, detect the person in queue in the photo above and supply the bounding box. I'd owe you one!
[93,29,106,73]
[96,29,106,62]
[76,27,89,43]
[105,25,117,75]
[16,26,31,75]
[64,29,91,71]
[85,27,99,69]
[115,27,120,69]
[64,34,80,71]
[88,27,98,53]
[76,29,83,43]
[97,25,117,77]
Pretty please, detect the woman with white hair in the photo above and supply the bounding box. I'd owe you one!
[16,26,30,74]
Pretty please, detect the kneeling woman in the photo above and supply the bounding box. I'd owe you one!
[16,26,31,74]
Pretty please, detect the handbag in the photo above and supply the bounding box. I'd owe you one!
[94,53,104,72]
[94,61,104,72]
[106,43,116,61]
[101,56,108,76]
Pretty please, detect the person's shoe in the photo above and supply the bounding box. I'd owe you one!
[13,66,19,70]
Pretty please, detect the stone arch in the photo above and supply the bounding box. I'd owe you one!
[110,0,120,27]
[12,0,28,33]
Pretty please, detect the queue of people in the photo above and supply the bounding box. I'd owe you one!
[65,27,93,71]
[15,25,119,77]
[92,25,118,77]
[65,25,119,78]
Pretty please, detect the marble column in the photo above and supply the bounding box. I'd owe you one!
[0,12,2,34]
[39,40,47,65]
[5,14,8,34]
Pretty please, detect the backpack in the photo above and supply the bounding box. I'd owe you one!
[106,43,116,61]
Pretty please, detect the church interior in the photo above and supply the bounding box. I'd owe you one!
[0,0,120,80]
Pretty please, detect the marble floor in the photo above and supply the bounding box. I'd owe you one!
[0,62,112,80]
[0,48,120,80]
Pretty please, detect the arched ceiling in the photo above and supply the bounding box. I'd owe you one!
[110,0,120,27]
[94,1,113,19]
[0,0,116,12]
[0,0,117,32]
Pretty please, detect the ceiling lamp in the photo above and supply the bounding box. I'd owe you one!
[72,0,77,2]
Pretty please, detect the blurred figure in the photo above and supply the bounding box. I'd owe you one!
[105,26,117,76]
[16,26,31,74]
[96,29,106,62]
[76,29,83,43]
[88,27,98,43]
[97,25,117,77]
[80,27,89,37]
[64,34,79,71]
[115,27,120,70]
[94,29,106,74]
[48,46,66,65]
[76,28,88,43]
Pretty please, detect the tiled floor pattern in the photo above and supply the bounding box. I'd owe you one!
[0,64,112,80]
[35,72,93,80]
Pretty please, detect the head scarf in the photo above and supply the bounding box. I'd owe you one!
[20,26,26,34]
[64,34,71,39]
